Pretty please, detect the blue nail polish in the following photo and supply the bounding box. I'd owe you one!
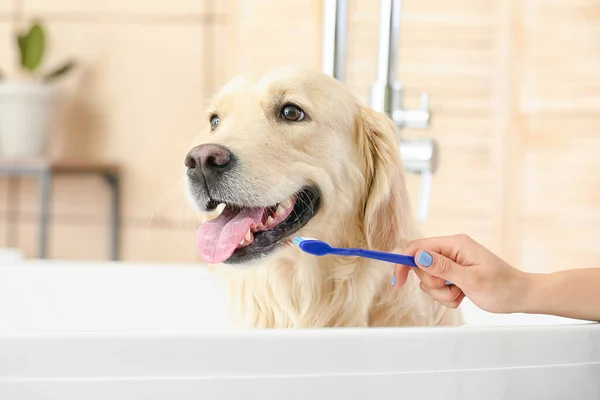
[391,275,396,287]
[417,251,433,267]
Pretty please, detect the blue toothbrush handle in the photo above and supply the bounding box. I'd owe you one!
[349,248,418,267]
[344,248,452,285]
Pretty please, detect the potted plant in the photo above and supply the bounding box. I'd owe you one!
[0,21,76,157]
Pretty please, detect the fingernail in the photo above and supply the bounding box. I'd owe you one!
[417,251,433,267]
[391,275,397,287]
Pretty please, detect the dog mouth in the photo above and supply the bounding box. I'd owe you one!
[196,186,322,264]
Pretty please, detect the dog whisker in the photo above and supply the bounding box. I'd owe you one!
[148,180,185,230]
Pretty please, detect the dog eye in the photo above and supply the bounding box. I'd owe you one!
[210,115,220,130]
[281,104,305,122]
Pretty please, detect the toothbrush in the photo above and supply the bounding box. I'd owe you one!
[292,237,417,266]
[292,237,452,285]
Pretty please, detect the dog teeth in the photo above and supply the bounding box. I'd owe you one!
[267,216,275,226]
[281,199,292,208]
[275,205,285,217]
[239,239,245,246]
[245,230,252,241]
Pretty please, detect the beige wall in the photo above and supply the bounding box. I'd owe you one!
[0,0,599,273]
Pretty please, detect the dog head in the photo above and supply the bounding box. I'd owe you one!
[185,66,415,265]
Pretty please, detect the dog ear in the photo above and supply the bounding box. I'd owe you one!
[356,105,416,252]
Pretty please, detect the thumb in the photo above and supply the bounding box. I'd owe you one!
[414,250,463,283]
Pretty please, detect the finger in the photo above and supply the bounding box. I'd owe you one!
[413,249,464,284]
[391,265,410,288]
[419,281,463,304]
[405,234,474,265]
[413,268,448,289]
[439,292,465,309]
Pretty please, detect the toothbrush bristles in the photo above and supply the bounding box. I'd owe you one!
[293,237,318,247]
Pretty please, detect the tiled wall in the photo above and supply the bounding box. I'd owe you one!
[1,0,599,273]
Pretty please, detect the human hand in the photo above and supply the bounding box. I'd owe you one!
[392,234,531,314]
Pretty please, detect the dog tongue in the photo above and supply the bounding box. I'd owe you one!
[197,207,265,263]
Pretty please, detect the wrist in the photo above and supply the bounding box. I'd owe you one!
[517,272,553,315]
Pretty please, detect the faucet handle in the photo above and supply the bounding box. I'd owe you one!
[400,138,438,221]
[400,138,438,174]
[392,90,431,130]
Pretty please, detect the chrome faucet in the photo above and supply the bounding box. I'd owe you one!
[368,0,436,221]
[322,0,437,221]
[321,0,347,81]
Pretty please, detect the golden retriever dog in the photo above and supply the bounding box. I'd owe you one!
[184,66,463,329]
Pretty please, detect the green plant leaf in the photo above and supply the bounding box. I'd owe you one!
[42,59,76,83]
[17,33,28,67]
[21,23,45,72]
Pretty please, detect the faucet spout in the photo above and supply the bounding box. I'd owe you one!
[376,0,401,84]
[369,0,402,114]
[321,0,347,81]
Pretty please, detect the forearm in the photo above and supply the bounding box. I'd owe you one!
[522,268,600,321]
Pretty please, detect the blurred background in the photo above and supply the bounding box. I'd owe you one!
[0,0,598,273]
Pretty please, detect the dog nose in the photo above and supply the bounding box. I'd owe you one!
[185,144,235,183]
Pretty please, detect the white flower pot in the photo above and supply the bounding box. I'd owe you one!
[0,81,56,157]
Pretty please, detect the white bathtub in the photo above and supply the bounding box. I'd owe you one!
[0,259,599,400]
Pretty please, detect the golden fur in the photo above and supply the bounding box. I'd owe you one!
[187,66,463,328]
